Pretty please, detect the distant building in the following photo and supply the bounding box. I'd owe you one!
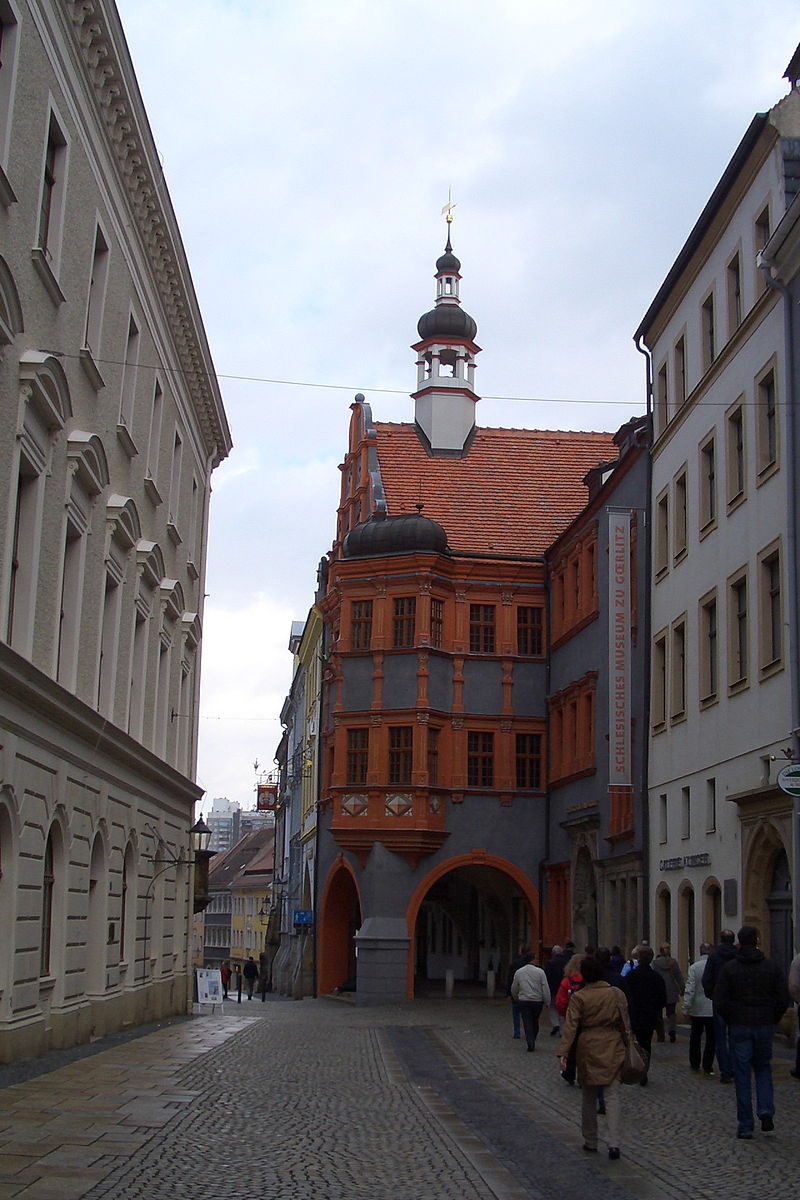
[0,1,231,1061]
[207,796,242,854]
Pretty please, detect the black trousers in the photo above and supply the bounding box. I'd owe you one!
[689,1016,716,1071]
[518,1001,543,1049]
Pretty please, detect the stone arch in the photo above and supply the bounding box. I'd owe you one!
[654,881,672,949]
[0,797,17,1011]
[119,837,139,978]
[317,855,362,996]
[701,876,722,946]
[676,879,696,970]
[742,818,791,956]
[572,844,597,951]
[86,831,108,995]
[41,816,68,1002]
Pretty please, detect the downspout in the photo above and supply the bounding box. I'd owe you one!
[634,333,653,942]
[759,251,800,955]
[541,556,551,962]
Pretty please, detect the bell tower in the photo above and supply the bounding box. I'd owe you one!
[412,209,481,455]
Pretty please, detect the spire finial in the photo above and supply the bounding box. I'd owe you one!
[441,188,456,251]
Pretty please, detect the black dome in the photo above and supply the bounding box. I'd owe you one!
[417,305,478,342]
[343,513,448,559]
[436,250,461,274]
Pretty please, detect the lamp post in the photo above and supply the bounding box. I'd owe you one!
[191,817,213,915]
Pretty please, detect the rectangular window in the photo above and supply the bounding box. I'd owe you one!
[467,731,494,788]
[699,591,717,703]
[673,469,687,560]
[37,114,67,269]
[656,361,668,431]
[427,727,439,785]
[706,778,717,834]
[727,251,742,334]
[517,606,542,656]
[346,729,369,784]
[655,488,669,577]
[84,225,109,356]
[759,545,782,670]
[430,598,443,648]
[469,603,496,653]
[701,293,715,371]
[699,434,716,531]
[756,366,778,475]
[726,401,745,505]
[515,733,541,790]
[681,786,691,840]
[729,572,748,687]
[0,4,20,173]
[659,794,668,844]
[119,314,140,430]
[351,600,372,650]
[168,427,183,529]
[392,596,416,648]
[755,204,770,294]
[388,726,413,785]
[674,335,687,407]
[652,632,667,728]
[670,619,686,720]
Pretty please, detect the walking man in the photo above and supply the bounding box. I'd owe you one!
[684,943,715,1074]
[713,926,790,1139]
[511,954,551,1051]
[243,955,259,1000]
[621,945,666,1084]
[506,945,530,1040]
[702,929,737,1083]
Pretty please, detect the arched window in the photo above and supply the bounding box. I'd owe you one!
[40,832,55,976]
[655,883,671,948]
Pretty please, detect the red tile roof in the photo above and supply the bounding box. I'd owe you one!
[373,424,617,556]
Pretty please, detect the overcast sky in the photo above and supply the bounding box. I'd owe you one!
[116,0,800,812]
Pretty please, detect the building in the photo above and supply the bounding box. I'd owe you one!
[635,62,800,972]
[0,1,231,1060]
[206,796,242,853]
[199,827,274,972]
[315,230,622,1003]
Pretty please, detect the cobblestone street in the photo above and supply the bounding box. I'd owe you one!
[0,996,797,1200]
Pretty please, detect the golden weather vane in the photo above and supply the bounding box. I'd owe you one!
[441,188,457,227]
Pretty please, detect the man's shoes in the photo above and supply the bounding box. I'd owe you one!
[639,1075,648,1086]
[760,1115,774,1132]
[582,1144,598,1153]
[736,1130,753,1139]
[703,1069,715,1076]
[608,1147,620,1161]
[527,1045,535,1052]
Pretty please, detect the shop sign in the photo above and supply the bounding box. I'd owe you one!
[776,763,800,797]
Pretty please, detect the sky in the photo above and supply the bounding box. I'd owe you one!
[115,0,800,812]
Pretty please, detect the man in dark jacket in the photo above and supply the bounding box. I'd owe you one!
[545,943,571,1036]
[622,945,666,1084]
[713,926,790,1139]
[702,929,737,1082]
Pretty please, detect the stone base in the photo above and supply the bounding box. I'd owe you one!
[355,918,410,1005]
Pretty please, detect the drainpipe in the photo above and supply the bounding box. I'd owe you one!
[759,251,800,955]
[634,332,653,944]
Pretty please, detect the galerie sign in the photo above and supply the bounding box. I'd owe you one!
[608,512,631,786]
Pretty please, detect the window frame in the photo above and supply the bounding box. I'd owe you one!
[725,397,746,511]
[698,588,718,706]
[467,730,494,789]
[698,431,717,537]
[727,567,749,693]
[516,605,543,657]
[392,596,416,648]
[346,728,369,785]
[755,361,779,482]
[701,290,716,373]
[469,603,496,654]
[670,616,687,723]
[388,725,413,786]
[351,599,373,650]
[673,466,688,562]
[757,540,783,677]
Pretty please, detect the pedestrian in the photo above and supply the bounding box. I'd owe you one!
[510,953,551,1051]
[558,955,631,1161]
[595,946,623,988]
[506,945,530,1040]
[713,926,790,1139]
[620,940,647,978]
[653,943,684,1043]
[555,952,584,1083]
[684,943,715,1074]
[702,929,738,1083]
[243,955,259,1000]
[610,945,625,972]
[789,952,800,1080]
[220,960,232,999]
[545,943,570,1037]
[621,945,666,1084]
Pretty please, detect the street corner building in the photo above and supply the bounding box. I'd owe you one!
[311,232,650,1004]
[0,1,231,1061]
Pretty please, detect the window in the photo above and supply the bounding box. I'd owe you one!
[706,778,716,834]
[699,591,718,703]
[40,832,54,975]
[469,604,496,653]
[56,517,86,691]
[0,4,20,184]
[728,571,748,688]
[119,314,140,431]
[652,631,667,728]
[392,596,416,647]
[681,786,691,840]
[517,606,543,656]
[674,335,687,408]
[430,598,443,648]
[516,733,541,790]
[145,378,163,488]
[659,794,668,844]
[726,251,742,334]
[755,204,770,294]
[467,731,494,788]
[84,225,109,356]
[655,488,669,577]
[168,427,184,531]
[548,676,596,781]
[351,600,372,650]
[673,469,687,560]
[37,114,68,271]
[346,729,369,784]
[756,366,778,476]
[701,293,715,371]
[726,401,745,506]
[427,727,439,785]
[699,434,716,532]
[670,619,686,720]
[656,360,668,431]
[758,545,782,671]
[388,726,413,785]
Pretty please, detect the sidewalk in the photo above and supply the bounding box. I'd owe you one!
[0,998,797,1200]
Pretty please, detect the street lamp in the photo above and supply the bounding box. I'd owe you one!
[191,817,214,914]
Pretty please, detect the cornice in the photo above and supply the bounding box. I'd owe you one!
[63,1,231,467]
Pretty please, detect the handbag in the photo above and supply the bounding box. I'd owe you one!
[620,1034,646,1085]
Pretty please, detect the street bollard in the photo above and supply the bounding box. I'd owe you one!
[236,970,242,1004]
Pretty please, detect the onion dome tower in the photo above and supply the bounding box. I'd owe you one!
[412,208,481,455]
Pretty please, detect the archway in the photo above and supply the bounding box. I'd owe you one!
[572,847,597,951]
[317,857,362,995]
[407,853,540,999]
[766,849,792,975]
[655,882,671,949]
[742,819,792,960]
[86,833,108,995]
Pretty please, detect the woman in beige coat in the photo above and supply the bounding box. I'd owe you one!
[558,955,632,1160]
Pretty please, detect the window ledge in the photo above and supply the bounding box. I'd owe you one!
[31,247,66,305]
[167,520,182,546]
[756,460,779,488]
[187,559,200,581]
[79,346,105,391]
[672,547,688,567]
[144,474,163,505]
[726,491,746,516]
[698,518,717,541]
[699,693,718,710]
[116,422,138,459]
[728,678,749,697]
[0,164,17,207]
[759,659,784,682]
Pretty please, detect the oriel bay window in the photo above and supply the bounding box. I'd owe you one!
[469,603,495,653]
[351,599,372,649]
[346,728,369,784]
[392,596,416,647]
[427,727,440,784]
[388,726,413,785]
[467,731,494,788]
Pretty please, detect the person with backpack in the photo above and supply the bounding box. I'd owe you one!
[556,952,584,1083]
